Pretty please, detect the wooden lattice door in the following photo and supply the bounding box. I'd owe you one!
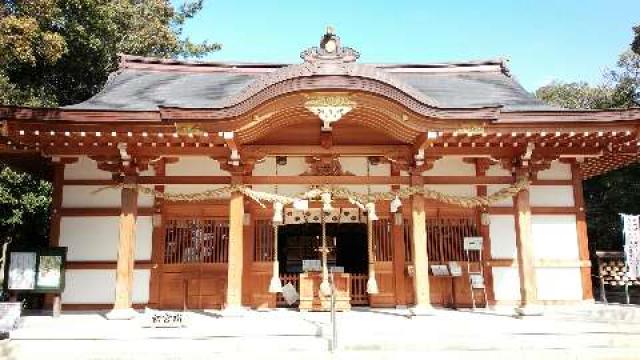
[157,217,229,309]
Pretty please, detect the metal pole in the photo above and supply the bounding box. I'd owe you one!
[330,271,337,352]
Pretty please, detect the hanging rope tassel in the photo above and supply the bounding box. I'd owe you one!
[268,224,283,293]
[366,217,379,294]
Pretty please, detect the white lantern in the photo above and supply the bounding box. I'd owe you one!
[272,202,284,225]
[321,192,333,213]
[390,195,402,213]
[365,202,378,221]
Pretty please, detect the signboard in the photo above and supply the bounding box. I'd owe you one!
[469,274,485,289]
[8,252,36,290]
[463,237,484,251]
[430,264,450,277]
[7,247,67,293]
[448,262,463,277]
[142,308,186,328]
[302,259,322,272]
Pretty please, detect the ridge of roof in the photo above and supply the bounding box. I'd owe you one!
[118,54,511,75]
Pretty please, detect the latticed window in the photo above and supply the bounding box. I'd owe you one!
[426,216,480,262]
[163,218,229,264]
[254,219,275,262]
[373,218,393,262]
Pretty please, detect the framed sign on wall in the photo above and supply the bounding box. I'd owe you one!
[6,247,67,293]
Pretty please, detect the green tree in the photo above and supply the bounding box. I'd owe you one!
[0,165,52,290]
[0,0,220,107]
[536,51,639,109]
[536,50,640,252]
[633,24,640,55]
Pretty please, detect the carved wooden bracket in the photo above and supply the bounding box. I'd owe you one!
[302,155,354,176]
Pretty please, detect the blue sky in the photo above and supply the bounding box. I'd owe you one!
[175,0,639,91]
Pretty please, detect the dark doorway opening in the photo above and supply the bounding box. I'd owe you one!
[277,223,367,274]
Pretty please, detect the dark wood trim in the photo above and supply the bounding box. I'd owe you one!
[60,207,154,216]
[66,260,153,270]
[474,159,495,302]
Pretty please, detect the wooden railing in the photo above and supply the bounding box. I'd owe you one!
[350,273,369,305]
[426,216,480,262]
[163,218,229,264]
[254,219,275,262]
[276,273,300,307]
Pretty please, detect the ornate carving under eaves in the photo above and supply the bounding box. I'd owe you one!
[302,156,354,176]
[304,93,356,131]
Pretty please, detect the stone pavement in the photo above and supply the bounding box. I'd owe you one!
[2,304,640,359]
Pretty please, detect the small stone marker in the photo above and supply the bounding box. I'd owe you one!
[141,308,187,328]
[282,282,299,305]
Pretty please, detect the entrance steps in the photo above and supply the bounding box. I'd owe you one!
[4,306,640,358]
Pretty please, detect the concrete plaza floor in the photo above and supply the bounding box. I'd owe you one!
[2,304,640,359]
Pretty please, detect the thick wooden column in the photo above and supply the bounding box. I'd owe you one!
[225,188,245,310]
[474,159,495,303]
[570,161,594,301]
[391,168,407,307]
[514,169,540,314]
[44,158,71,315]
[410,175,432,313]
[107,177,139,319]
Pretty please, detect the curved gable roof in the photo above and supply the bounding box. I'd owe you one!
[65,36,555,113]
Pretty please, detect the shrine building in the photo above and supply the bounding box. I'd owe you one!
[2,30,640,317]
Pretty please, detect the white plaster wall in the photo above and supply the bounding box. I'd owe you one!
[340,157,390,193]
[537,161,572,180]
[62,269,150,304]
[486,164,511,177]
[62,186,154,208]
[423,157,476,176]
[252,157,309,194]
[165,156,228,176]
[532,215,579,260]
[489,215,517,259]
[492,267,521,301]
[426,185,476,197]
[487,184,514,207]
[529,186,575,207]
[64,156,112,180]
[536,268,582,300]
[60,216,152,261]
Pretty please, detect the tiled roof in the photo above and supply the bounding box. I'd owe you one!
[65,55,557,112]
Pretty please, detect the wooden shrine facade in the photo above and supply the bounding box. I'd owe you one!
[1,30,640,315]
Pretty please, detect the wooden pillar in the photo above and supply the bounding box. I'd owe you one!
[410,175,432,313]
[474,159,495,303]
[107,177,138,319]
[148,159,166,308]
[514,169,540,314]
[391,168,407,307]
[225,188,245,310]
[571,161,594,301]
[45,159,67,315]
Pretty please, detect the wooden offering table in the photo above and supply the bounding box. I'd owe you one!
[298,271,351,311]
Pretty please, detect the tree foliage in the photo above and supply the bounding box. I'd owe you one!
[0,165,51,246]
[633,24,640,56]
[536,50,640,252]
[536,51,640,109]
[0,0,220,107]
